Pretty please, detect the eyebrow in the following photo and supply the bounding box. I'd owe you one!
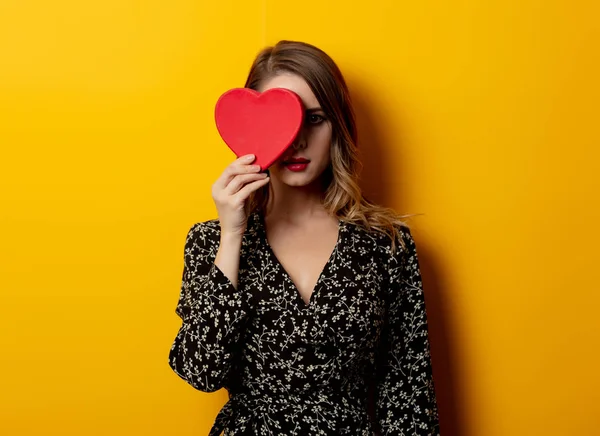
[305,107,324,112]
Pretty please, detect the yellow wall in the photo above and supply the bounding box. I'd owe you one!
[1,1,598,435]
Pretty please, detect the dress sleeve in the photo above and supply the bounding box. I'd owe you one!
[168,221,249,393]
[374,226,440,435]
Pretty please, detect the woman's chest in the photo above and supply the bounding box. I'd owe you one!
[238,237,390,351]
[266,222,340,307]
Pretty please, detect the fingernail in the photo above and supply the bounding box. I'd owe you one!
[245,154,255,160]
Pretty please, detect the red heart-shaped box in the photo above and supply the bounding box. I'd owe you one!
[214,88,305,170]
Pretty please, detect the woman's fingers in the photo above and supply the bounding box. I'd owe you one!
[211,154,268,236]
[232,176,270,203]
[225,172,268,195]
[214,154,261,190]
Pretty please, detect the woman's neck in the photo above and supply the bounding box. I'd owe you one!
[265,176,330,224]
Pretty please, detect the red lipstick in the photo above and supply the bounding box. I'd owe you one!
[282,157,310,172]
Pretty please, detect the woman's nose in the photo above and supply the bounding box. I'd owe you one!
[292,129,307,150]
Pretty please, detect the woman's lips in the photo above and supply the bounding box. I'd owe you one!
[283,158,310,172]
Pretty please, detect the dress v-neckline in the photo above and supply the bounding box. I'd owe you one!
[256,212,344,310]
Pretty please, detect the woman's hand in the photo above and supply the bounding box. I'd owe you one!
[212,154,270,237]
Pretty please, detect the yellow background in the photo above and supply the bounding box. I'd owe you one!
[1,1,598,435]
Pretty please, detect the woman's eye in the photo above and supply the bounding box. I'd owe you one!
[307,114,325,125]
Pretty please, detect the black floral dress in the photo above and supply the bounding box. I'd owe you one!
[169,212,440,435]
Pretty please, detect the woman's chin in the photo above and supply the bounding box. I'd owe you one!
[281,175,314,187]
[272,170,317,188]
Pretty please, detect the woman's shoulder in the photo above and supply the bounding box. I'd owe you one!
[184,218,222,247]
[345,220,415,261]
[188,218,221,232]
[346,219,412,244]
[185,213,263,245]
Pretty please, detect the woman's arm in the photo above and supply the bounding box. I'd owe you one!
[169,154,268,392]
[168,220,250,392]
[374,227,440,435]
[214,231,243,289]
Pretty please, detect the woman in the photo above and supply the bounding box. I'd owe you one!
[169,40,440,435]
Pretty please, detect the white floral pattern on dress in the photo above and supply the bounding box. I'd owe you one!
[169,212,440,435]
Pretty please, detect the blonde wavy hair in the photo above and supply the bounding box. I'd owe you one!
[244,40,417,253]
